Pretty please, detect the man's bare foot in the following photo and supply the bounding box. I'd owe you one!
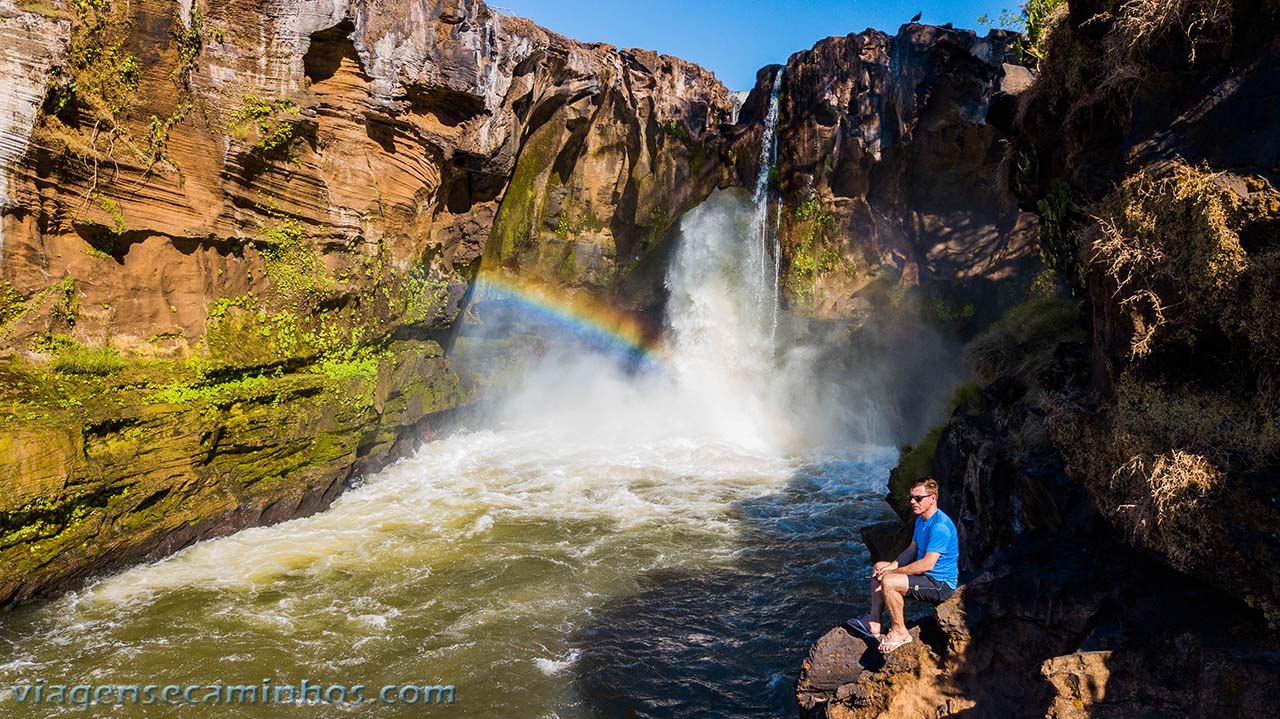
[879,631,913,653]
[881,629,909,644]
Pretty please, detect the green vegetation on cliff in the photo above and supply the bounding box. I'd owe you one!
[786,197,840,308]
[0,336,467,603]
[229,96,302,159]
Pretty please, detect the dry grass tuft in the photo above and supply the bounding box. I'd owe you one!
[1144,450,1220,517]
[1106,0,1233,63]
[1047,371,1278,571]
[1106,449,1222,565]
[1089,161,1248,358]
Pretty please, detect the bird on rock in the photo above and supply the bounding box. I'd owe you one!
[910,11,922,23]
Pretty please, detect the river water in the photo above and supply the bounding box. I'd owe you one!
[0,110,920,717]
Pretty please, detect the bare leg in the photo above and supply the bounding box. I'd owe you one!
[861,561,894,634]
[882,573,910,642]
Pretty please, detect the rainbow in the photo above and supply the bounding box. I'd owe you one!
[469,272,667,368]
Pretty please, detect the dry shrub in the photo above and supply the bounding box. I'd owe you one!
[1106,449,1222,565]
[1247,250,1280,371]
[1106,0,1234,63]
[1145,450,1220,516]
[1116,447,1216,513]
[1048,371,1277,570]
[1089,161,1248,358]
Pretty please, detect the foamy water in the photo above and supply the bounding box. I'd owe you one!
[0,419,896,717]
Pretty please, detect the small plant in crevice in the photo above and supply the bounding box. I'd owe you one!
[663,120,692,144]
[144,5,217,167]
[1035,181,1083,290]
[229,96,302,160]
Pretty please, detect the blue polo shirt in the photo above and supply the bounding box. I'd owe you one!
[913,509,959,588]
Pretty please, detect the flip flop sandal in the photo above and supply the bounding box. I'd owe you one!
[879,634,914,654]
[844,618,880,641]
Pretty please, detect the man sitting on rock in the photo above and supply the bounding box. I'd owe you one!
[848,477,959,653]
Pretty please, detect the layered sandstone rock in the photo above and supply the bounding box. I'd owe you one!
[0,0,731,605]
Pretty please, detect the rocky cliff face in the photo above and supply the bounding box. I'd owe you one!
[1009,0,1280,624]
[736,24,1039,326]
[0,0,730,605]
[800,361,1279,718]
[798,1,1280,715]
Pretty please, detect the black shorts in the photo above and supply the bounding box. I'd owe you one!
[906,574,955,604]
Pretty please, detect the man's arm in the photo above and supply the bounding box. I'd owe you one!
[872,542,917,579]
[893,542,916,568]
[889,551,940,576]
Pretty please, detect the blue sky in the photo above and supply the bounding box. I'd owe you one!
[498,1,1020,90]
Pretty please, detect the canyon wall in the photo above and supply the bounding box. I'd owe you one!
[799,1,1280,716]
[736,24,1039,327]
[0,0,731,605]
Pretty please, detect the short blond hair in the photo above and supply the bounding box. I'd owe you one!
[911,478,939,496]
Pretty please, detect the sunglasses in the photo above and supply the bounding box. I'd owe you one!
[908,494,934,502]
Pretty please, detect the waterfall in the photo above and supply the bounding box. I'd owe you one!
[660,71,787,448]
[750,70,783,345]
